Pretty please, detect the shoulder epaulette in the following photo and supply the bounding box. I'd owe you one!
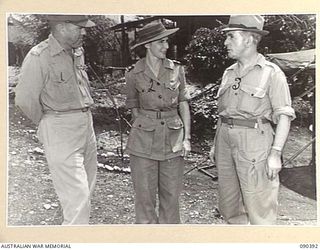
[30,40,49,56]
[172,59,181,65]
[126,64,135,72]
[265,60,282,73]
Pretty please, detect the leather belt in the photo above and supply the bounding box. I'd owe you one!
[44,107,90,115]
[139,109,178,119]
[220,117,269,128]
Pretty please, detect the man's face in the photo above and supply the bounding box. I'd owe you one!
[62,23,86,49]
[145,37,169,59]
[224,31,247,59]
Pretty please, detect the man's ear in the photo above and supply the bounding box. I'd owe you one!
[144,43,150,49]
[245,35,254,47]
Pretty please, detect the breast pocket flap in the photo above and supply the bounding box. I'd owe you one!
[240,84,267,98]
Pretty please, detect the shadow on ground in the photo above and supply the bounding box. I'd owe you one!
[280,165,316,200]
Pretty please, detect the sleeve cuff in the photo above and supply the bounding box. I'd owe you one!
[178,88,191,102]
[272,106,296,124]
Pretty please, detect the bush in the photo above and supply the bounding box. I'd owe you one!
[184,27,230,139]
[262,15,316,53]
[184,27,233,85]
[189,83,220,141]
[292,97,313,127]
[84,15,118,71]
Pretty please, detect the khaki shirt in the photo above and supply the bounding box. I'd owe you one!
[125,58,189,110]
[15,34,93,125]
[217,54,295,123]
[125,58,190,160]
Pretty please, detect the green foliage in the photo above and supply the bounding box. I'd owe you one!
[14,14,49,46]
[184,27,232,84]
[292,96,313,127]
[189,83,219,140]
[84,15,119,73]
[184,27,229,139]
[262,15,316,53]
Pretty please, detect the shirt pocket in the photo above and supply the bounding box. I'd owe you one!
[166,117,184,152]
[135,78,153,93]
[165,80,181,106]
[47,64,75,104]
[238,84,267,115]
[135,79,156,108]
[127,116,156,155]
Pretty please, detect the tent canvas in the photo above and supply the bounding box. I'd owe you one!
[266,49,315,73]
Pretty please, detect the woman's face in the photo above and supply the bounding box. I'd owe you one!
[145,37,169,59]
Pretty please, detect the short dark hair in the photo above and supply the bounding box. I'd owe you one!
[133,45,147,58]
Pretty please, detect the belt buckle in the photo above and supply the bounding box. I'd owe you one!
[156,111,161,119]
[227,118,234,128]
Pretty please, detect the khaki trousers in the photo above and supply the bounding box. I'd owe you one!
[214,122,279,225]
[130,155,184,224]
[38,111,97,225]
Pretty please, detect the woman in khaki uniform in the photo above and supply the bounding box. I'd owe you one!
[125,21,191,224]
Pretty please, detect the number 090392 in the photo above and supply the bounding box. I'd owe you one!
[300,244,318,248]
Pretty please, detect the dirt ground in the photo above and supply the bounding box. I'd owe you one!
[7,67,317,226]
[7,105,317,226]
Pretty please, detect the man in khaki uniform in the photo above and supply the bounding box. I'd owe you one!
[125,21,191,224]
[210,15,295,224]
[15,15,97,225]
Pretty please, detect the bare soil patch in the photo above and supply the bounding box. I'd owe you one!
[7,66,316,226]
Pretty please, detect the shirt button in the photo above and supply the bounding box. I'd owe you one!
[252,159,256,163]
[161,121,165,125]
[158,95,162,99]
[138,124,142,127]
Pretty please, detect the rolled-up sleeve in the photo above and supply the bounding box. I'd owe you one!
[15,53,44,125]
[125,70,139,109]
[269,69,296,123]
[178,65,191,102]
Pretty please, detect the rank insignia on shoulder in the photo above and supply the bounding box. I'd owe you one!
[172,59,181,65]
[126,65,134,72]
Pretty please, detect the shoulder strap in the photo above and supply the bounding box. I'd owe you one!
[259,66,273,90]
[253,66,273,96]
